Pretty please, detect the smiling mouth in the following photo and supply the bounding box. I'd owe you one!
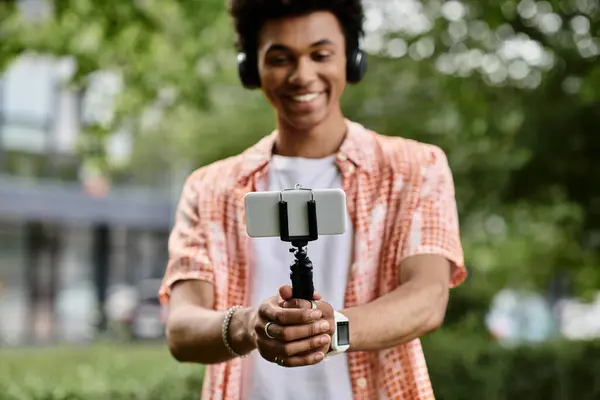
[289,92,323,103]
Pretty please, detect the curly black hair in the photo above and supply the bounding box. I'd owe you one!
[227,0,365,55]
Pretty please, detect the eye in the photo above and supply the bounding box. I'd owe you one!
[267,54,291,66]
[312,51,332,61]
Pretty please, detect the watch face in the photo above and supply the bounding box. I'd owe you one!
[337,321,349,346]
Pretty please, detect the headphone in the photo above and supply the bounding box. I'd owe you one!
[237,46,367,90]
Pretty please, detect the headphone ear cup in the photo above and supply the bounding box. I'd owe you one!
[346,49,367,84]
[237,52,261,89]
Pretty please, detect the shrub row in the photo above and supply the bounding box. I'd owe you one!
[2,335,599,399]
[423,331,600,400]
[0,344,203,400]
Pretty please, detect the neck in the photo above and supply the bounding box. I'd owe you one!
[273,109,347,159]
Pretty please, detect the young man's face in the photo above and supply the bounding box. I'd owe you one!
[257,11,348,131]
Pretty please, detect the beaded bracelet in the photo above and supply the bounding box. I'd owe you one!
[222,305,249,358]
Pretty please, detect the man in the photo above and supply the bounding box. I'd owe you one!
[159,1,467,399]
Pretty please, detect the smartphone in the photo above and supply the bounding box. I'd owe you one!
[244,188,347,238]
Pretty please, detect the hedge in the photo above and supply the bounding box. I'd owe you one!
[422,331,600,400]
[0,344,204,400]
[1,335,599,399]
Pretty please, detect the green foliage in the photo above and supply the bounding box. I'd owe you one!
[2,340,600,400]
[1,0,599,298]
[2,4,598,398]
[422,331,600,400]
[1,0,238,173]
[0,344,203,400]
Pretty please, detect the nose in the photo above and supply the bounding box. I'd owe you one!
[288,56,317,86]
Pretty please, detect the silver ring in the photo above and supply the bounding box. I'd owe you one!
[311,300,317,310]
[264,321,276,339]
[274,356,284,366]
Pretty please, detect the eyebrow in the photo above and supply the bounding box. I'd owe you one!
[266,39,334,53]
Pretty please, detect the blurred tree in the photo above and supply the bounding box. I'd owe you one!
[0,0,240,180]
[342,0,599,309]
[1,0,599,316]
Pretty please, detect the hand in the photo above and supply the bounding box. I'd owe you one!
[279,285,335,356]
[251,289,331,367]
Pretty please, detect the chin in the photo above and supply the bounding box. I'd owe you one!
[280,106,333,133]
[283,111,329,133]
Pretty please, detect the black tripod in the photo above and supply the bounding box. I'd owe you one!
[288,241,314,300]
[278,186,318,301]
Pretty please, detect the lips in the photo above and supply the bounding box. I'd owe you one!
[290,92,322,103]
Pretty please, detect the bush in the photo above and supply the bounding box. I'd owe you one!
[0,343,203,400]
[422,331,600,400]
[2,337,600,399]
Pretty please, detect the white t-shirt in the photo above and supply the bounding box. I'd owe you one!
[242,154,354,400]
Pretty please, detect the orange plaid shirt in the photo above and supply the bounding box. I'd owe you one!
[159,120,467,400]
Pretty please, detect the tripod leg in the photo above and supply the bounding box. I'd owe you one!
[290,250,315,301]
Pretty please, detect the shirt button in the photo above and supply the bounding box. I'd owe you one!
[357,377,367,389]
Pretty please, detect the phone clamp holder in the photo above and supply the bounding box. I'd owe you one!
[278,184,318,301]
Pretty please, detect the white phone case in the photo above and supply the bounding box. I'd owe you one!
[244,188,347,238]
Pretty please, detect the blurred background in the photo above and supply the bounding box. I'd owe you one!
[0,0,599,399]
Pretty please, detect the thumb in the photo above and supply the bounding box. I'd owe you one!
[278,285,293,300]
[278,285,322,301]
[278,286,323,309]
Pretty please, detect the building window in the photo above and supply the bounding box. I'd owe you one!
[0,54,84,178]
[1,54,55,153]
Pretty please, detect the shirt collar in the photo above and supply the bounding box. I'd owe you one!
[236,119,375,186]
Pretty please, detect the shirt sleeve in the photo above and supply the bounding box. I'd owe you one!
[399,146,467,288]
[158,173,214,306]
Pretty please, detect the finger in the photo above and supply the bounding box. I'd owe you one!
[262,297,319,321]
[260,333,331,358]
[264,319,331,342]
[258,305,322,326]
[279,296,322,310]
[280,351,326,368]
[281,298,314,310]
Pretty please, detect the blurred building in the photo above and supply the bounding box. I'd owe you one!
[0,53,175,346]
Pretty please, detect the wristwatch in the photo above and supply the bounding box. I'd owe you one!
[327,310,350,358]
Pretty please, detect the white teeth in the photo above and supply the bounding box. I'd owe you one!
[291,93,320,102]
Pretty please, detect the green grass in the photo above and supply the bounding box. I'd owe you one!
[0,343,204,400]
